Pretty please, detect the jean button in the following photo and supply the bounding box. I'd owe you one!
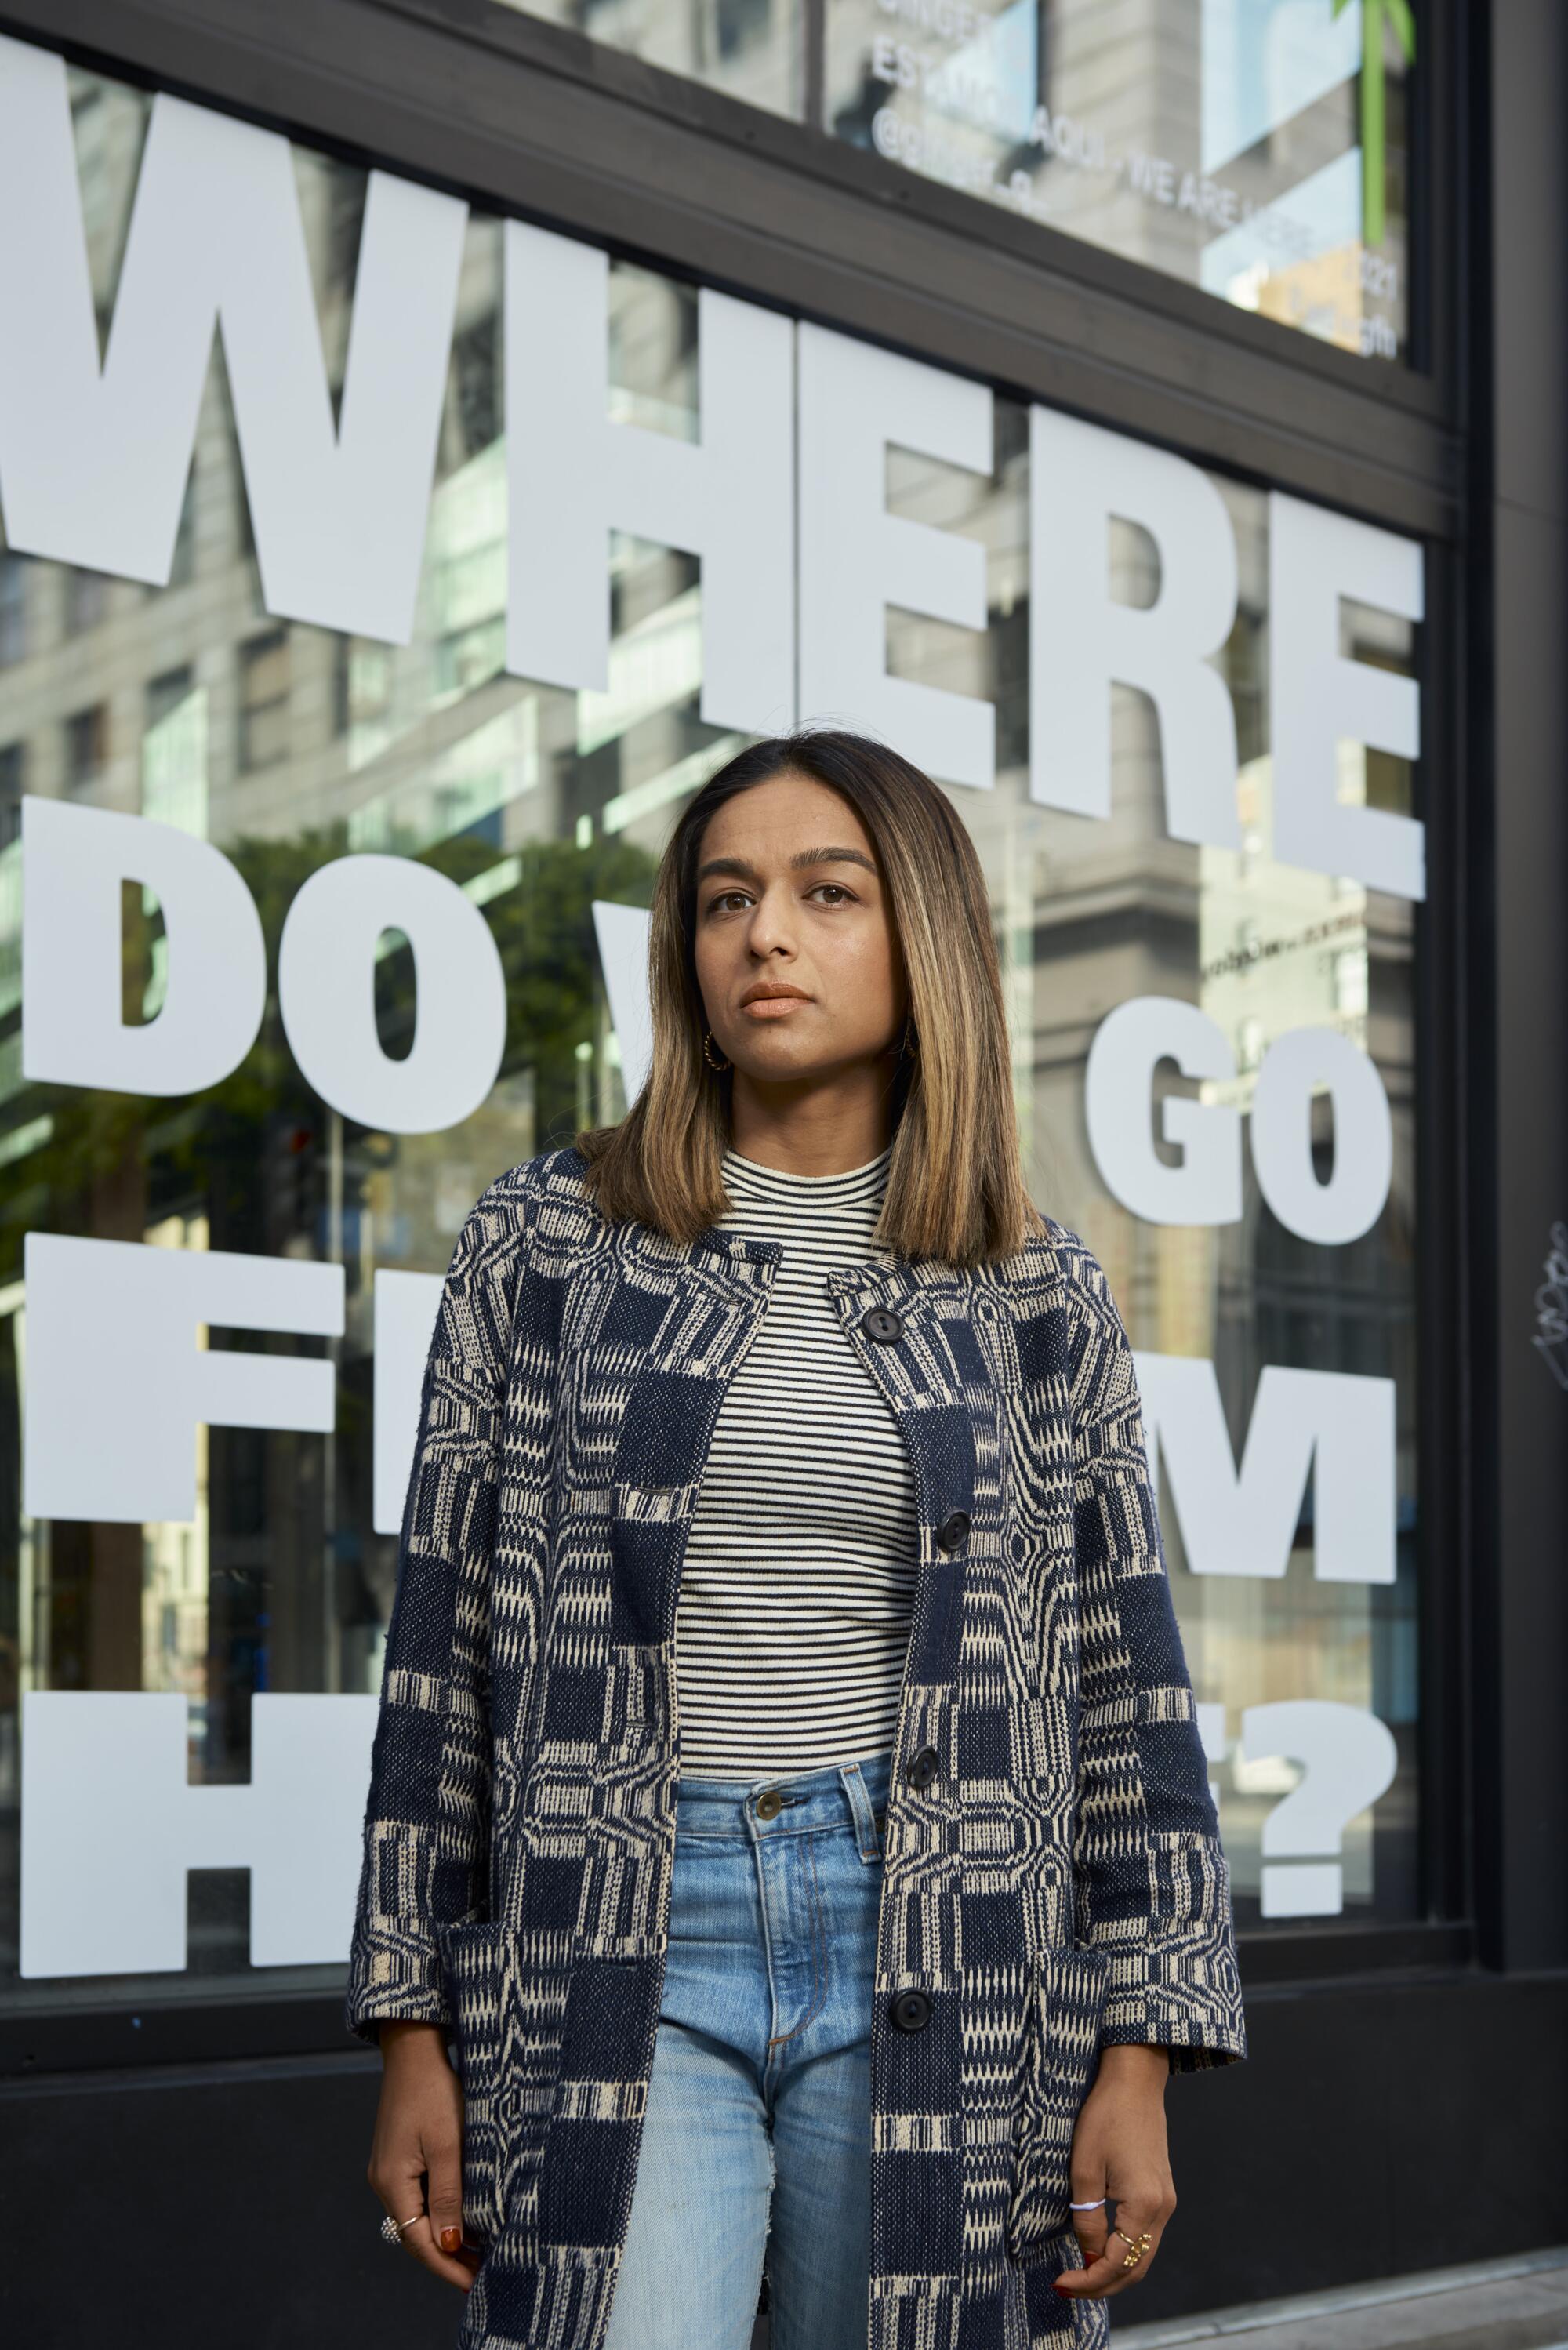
[756,1789,782,1819]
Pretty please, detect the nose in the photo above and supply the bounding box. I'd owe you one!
[742,880,800,956]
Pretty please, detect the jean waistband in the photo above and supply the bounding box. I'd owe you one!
[673,1747,892,1860]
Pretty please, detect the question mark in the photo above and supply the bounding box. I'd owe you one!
[1237,1701,1397,1917]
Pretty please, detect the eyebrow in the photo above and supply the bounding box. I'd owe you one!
[695,846,880,886]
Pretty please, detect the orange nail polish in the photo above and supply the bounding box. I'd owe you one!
[439,2225,463,2254]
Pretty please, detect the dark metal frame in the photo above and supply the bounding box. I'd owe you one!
[0,0,1519,2080]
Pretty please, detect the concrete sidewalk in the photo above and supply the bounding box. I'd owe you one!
[1112,2246,1568,2350]
[746,2246,1568,2350]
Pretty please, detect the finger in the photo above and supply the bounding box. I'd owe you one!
[400,2130,474,2293]
[398,2213,478,2291]
[1069,2196,1108,2270]
[1057,2204,1163,2301]
[1105,2199,1166,2294]
[1100,2205,1167,2298]
[426,2126,466,2265]
[369,2150,427,2253]
[1054,2240,1123,2302]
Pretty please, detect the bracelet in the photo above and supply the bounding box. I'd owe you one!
[1069,2197,1106,2211]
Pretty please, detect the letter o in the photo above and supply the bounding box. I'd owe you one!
[1250,1026,1392,1244]
[278,855,506,1133]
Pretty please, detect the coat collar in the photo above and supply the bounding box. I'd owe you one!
[540,1142,1061,1320]
[684,1205,944,1311]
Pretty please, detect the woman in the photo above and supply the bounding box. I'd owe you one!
[348,728,1246,2350]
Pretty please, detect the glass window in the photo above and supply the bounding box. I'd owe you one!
[0,742,23,847]
[496,0,806,116]
[62,702,109,797]
[0,550,27,666]
[0,60,1422,2025]
[169,467,198,590]
[237,630,292,775]
[64,566,110,637]
[827,0,1413,361]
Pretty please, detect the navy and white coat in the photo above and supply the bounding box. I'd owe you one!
[347,1142,1246,2350]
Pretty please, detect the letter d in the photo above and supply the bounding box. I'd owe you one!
[22,797,266,1093]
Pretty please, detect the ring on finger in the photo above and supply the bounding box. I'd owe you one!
[1112,2225,1153,2269]
[379,2211,424,2248]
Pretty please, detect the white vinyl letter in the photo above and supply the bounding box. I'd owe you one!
[0,35,465,638]
[20,1692,379,1976]
[593,899,655,1110]
[505,223,795,733]
[23,1235,343,1524]
[278,856,506,1134]
[1250,1026,1393,1244]
[22,797,266,1095]
[1269,492,1425,899]
[1086,997,1243,1226]
[797,322,995,791]
[1138,1354,1396,1585]
[372,1269,444,1537]
[1029,405,1240,847]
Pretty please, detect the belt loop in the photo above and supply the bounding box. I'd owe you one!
[839,1760,883,1862]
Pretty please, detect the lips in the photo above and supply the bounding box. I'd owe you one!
[740,987,810,1006]
[739,987,811,1022]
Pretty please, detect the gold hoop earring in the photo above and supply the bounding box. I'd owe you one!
[702,1028,731,1073]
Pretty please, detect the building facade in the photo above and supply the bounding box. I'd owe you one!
[0,2,1563,2342]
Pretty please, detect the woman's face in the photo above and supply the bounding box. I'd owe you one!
[691,772,907,1088]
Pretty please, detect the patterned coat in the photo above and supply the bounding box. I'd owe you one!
[346,1142,1246,2350]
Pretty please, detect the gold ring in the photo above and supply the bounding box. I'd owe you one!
[1112,2226,1152,2268]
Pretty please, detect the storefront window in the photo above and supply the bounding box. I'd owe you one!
[498,0,807,117]
[0,53,1420,2021]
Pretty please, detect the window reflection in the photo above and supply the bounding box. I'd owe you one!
[496,0,805,116]
[827,0,1412,359]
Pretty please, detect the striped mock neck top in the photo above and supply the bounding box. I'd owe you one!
[671,1140,919,1780]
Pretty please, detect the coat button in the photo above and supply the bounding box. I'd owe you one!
[907,1745,940,1791]
[755,1789,783,1819]
[862,1306,903,1344]
[888,1986,933,2032]
[936,1509,970,1552]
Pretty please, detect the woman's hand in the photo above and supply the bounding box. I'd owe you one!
[1054,2043,1175,2303]
[368,2021,482,2292]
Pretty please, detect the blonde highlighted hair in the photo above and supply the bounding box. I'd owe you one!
[575,729,1046,1266]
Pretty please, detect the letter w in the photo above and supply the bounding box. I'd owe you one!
[0,35,465,641]
[1134,1354,1396,1585]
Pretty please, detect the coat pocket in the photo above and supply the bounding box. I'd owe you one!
[1006,1942,1112,2269]
[438,1921,574,2249]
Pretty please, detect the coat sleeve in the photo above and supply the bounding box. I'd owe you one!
[1058,1229,1247,2073]
[343,1166,539,2046]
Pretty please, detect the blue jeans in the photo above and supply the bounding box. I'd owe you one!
[601,1746,893,2350]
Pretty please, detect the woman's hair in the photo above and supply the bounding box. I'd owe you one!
[573,728,1047,1266]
